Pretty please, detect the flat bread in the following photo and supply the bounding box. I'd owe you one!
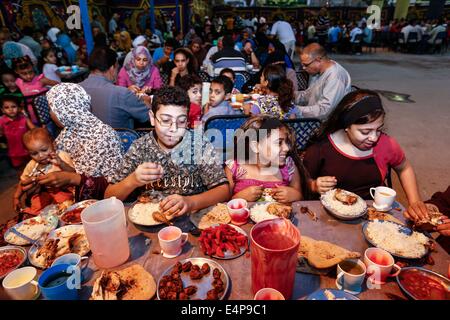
[197,204,231,230]
[91,264,156,300]
[298,236,361,269]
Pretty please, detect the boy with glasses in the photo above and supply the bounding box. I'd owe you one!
[105,86,230,219]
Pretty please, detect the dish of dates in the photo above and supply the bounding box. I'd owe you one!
[157,258,229,300]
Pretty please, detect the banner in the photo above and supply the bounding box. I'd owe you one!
[394,0,410,20]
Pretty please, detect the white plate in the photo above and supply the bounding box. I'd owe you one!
[249,202,281,223]
[200,224,249,260]
[4,215,59,246]
[320,189,367,221]
[28,225,90,269]
[127,201,164,226]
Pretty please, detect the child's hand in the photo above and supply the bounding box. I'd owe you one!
[160,194,192,219]
[133,162,164,187]
[128,85,140,94]
[235,186,264,202]
[313,176,337,194]
[273,186,301,203]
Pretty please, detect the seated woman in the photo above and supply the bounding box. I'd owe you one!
[303,89,423,205]
[168,48,197,86]
[244,64,300,120]
[117,46,163,94]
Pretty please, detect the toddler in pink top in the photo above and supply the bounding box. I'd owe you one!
[0,96,34,169]
[225,116,308,203]
[13,56,59,124]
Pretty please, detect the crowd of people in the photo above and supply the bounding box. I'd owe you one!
[0,9,449,251]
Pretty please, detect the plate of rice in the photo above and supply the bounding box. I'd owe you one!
[320,189,367,220]
[249,202,293,223]
[362,220,431,259]
[128,202,164,226]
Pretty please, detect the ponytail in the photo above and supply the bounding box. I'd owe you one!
[278,78,294,113]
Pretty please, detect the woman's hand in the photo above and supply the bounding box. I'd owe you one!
[312,176,337,194]
[234,186,264,202]
[403,201,429,222]
[128,85,140,94]
[273,186,301,203]
[160,195,192,219]
[132,162,164,187]
[436,217,450,237]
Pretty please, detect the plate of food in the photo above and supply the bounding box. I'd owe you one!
[90,264,157,300]
[306,289,359,300]
[257,188,276,202]
[4,214,59,246]
[190,203,231,230]
[321,189,367,220]
[128,200,172,226]
[249,202,293,223]
[362,220,432,259]
[396,267,450,300]
[28,225,90,269]
[59,200,97,225]
[198,224,248,259]
[0,246,27,279]
[366,207,404,225]
[157,258,229,300]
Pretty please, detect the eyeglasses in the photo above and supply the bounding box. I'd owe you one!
[301,55,325,68]
[155,116,188,128]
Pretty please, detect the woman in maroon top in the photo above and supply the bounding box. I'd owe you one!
[303,89,423,205]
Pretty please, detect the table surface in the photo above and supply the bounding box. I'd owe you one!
[1,200,449,300]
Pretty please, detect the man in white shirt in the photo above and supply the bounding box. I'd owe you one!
[350,25,363,43]
[428,19,447,44]
[400,20,417,42]
[295,43,352,120]
[269,16,296,59]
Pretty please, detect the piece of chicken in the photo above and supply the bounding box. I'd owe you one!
[152,211,173,225]
[334,189,357,205]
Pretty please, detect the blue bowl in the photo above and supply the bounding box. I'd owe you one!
[38,264,79,300]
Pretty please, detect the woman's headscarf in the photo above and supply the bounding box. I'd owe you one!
[56,33,77,64]
[119,31,132,52]
[125,46,154,88]
[46,83,124,179]
[2,41,24,68]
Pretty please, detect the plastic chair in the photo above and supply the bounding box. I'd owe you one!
[296,71,309,91]
[197,71,211,82]
[406,32,419,53]
[281,118,321,151]
[114,128,139,152]
[234,71,251,92]
[203,115,249,163]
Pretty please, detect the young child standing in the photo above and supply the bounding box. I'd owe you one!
[175,74,202,128]
[202,75,242,123]
[225,115,308,203]
[41,48,62,83]
[14,128,75,214]
[0,69,25,108]
[105,86,230,219]
[13,56,59,124]
[0,96,34,170]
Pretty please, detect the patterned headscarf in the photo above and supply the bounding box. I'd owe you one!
[125,46,154,88]
[46,83,124,179]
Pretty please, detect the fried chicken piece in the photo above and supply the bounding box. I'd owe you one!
[137,194,152,203]
[206,289,219,300]
[36,238,60,267]
[213,268,221,279]
[182,261,192,272]
[152,211,173,225]
[201,263,210,275]
[334,189,357,205]
[184,285,197,296]
[267,203,292,218]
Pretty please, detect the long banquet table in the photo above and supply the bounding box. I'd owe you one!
[1,200,449,300]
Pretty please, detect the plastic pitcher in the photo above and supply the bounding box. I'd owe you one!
[250,218,301,299]
[81,197,130,269]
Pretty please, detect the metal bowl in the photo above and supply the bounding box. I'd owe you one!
[59,200,97,225]
[0,246,27,279]
[396,267,450,300]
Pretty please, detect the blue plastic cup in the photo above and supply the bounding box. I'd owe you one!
[38,264,80,300]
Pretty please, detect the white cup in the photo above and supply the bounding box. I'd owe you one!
[336,259,366,293]
[364,248,401,285]
[158,226,188,258]
[370,186,396,210]
[2,267,40,300]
